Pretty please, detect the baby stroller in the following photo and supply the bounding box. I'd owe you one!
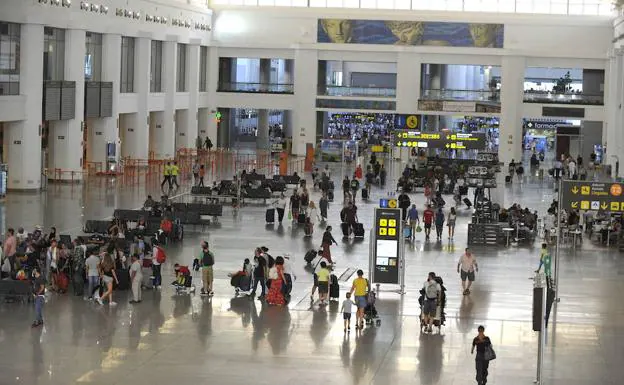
[172,264,196,295]
[418,276,447,333]
[230,273,253,296]
[364,291,381,326]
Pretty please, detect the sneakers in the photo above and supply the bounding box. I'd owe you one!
[109,301,117,306]
[463,289,470,295]
[96,298,103,305]
[31,321,43,328]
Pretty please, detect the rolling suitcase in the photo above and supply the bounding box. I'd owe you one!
[56,272,69,293]
[353,223,365,238]
[403,226,412,240]
[505,175,512,183]
[463,197,473,208]
[361,188,369,200]
[329,274,340,300]
[328,189,334,202]
[266,208,275,223]
[304,249,318,264]
[298,213,306,224]
[115,269,130,291]
[341,222,350,237]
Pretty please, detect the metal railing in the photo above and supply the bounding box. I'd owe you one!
[217,82,294,94]
[523,91,604,105]
[209,0,615,16]
[320,85,396,97]
[420,89,499,102]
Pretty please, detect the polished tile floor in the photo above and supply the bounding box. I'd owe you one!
[1,159,623,385]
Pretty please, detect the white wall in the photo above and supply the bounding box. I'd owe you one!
[521,103,605,122]
[0,96,26,122]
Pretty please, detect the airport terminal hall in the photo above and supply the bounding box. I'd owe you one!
[4,0,624,384]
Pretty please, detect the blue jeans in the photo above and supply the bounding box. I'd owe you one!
[34,295,44,322]
[252,277,266,296]
[87,276,99,298]
[152,264,162,287]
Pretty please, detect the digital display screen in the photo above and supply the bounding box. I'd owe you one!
[376,239,398,259]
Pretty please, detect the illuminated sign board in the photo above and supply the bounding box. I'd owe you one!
[561,181,624,212]
[393,130,486,150]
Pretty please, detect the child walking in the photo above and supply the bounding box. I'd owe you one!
[341,292,356,333]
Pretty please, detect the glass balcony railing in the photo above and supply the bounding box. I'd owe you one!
[523,91,604,105]
[320,85,396,98]
[420,89,499,102]
[217,82,294,94]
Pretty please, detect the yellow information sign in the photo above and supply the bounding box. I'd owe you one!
[406,115,419,129]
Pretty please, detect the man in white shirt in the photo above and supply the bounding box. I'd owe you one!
[457,248,479,295]
[85,251,101,299]
[129,254,143,303]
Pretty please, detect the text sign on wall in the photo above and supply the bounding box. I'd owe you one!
[393,130,486,150]
[373,208,401,284]
[561,180,624,212]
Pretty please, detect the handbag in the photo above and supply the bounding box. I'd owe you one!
[415,225,422,233]
[288,211,292,220]
[483,345,496,361]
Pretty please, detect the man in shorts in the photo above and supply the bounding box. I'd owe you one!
[422,272,440,333]
[457,248,478,295]
[423,205,434,240]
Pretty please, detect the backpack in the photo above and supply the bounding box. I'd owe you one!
[155,246,167,264]
[425,281,438,299]
[202,251,214,267]
[350,179,359,190]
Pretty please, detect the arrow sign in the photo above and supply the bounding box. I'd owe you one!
[571,186,579,194]
[571,202,578,208]
[601,202,608,210]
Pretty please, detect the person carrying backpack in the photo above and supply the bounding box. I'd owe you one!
[422,272,441,333]
[152,240,166,289]
[350,175,360,200]
[200,240,215,295]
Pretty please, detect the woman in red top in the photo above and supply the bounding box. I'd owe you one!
[266,257,287,306]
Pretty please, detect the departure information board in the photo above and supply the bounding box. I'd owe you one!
[393,130,486,150]
[373,208,402,284]
[561,180,624,212]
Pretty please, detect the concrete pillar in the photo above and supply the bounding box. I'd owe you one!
[121,37,150,160]
[6,24,44,190]
[396,52,421,113]
[157,40,177,159]
[283,110,293,138]
[89,33,121,165]
[185,43,200,149]
[257,109,269,150]
[260,58,271,91]
[175,110,188,150]
[218,108,231,149]
[49,29,85,181]
[608,52,624,175]
[498,55,526,205]
[203,47,219,147]
[292,49,318,156]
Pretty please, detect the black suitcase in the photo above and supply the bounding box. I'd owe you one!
[304,249,317,264]
[328,189,334,202]
[114,269,130,291]
[362,188,369,200]
[505,175,512,183]
[298,213,306,224]
[330,274,340,300]
[73,271,85,296]
[266,208,275,223]
[341,222,350,237]
[353,223,365,238]
[463,198,473,208]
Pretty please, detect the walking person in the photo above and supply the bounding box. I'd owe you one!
[310,252,330,302]
[316,261,331,305]
[85,251,100,300]
[422,272,441,333]
[349,269,370,330]
[319,192,329,222]
[97,253,119,306]
[535,243,553,289]
[471,325,494,385]
[342,176,351,202]
[200,241,215,296]
[341,292,356,333]
[423,205,434,241]
[457,248,478,295]
[275,192,288,223]
[192,160,200,186]
[447,207,457,240]
[252,252,267,300]
[31,269,46,328]
[170,161,180,189]
[321,226,338,264]
[407,204,420,241]
[129,254,142,304]
[198,165,206,187]
[350,174,360,201]
[435,207,445,241]
[161,162,172,190]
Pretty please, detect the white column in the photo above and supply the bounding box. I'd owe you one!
[90,34,121,165]
[605,53,618,174]
[155,40,177,159]
[175,110,189,150]
[257,109,269,150]
[610,52,624,176]
[49,29,85,181]
[292,49,317,156]
[185,43,200,149]
[123,36,150,160]
[6,24,43,190]
[204,47,219,147]
[396,52,421,113]
[498,55,526,205]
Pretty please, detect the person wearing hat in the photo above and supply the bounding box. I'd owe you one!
[200,240,215,295]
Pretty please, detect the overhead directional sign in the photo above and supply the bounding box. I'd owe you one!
[561,180,624,212]
[393,130,486,150]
